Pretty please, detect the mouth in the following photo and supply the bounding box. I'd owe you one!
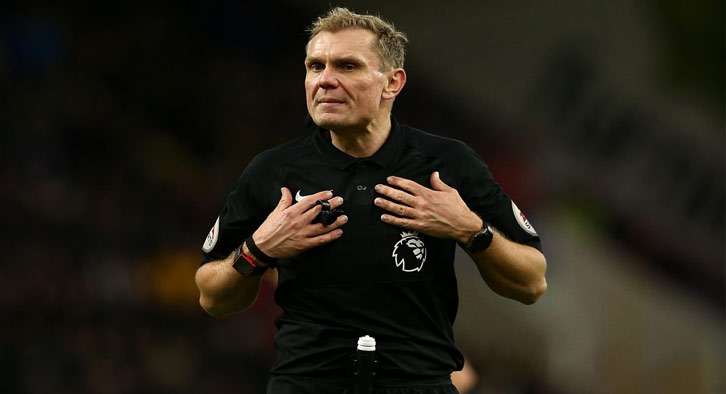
[317,98,345,105]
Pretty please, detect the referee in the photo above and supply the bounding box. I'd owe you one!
[196,7,547,394]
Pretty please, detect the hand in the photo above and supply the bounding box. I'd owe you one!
[251,188,347,259]
[374,172,482,244]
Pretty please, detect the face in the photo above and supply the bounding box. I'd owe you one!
[304,28,391,132]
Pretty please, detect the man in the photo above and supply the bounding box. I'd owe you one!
[196,7,547,394]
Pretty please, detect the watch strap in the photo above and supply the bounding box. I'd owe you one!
[245,236,278,267]
[464,222,494,253]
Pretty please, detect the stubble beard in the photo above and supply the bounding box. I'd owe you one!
[311,109,365,135]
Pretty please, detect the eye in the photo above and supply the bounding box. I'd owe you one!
[308,62,324,72]
[343,63,356,71]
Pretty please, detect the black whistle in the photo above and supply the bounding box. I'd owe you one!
[313,199,344,225]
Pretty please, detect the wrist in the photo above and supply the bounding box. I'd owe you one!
[461,219,494,254]
[231,244,269,277]
[242,243,267,268]
[455,213,484,244]
[245,235,278,267]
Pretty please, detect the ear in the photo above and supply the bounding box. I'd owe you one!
[382,68,407,100]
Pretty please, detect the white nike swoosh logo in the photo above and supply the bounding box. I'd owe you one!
[295,190,311,202]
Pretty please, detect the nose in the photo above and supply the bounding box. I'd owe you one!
[318,66,339,89]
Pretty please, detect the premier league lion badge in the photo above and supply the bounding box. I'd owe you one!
[392,231,427,272]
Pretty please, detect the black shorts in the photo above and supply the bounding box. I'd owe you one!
[267,375,459,394]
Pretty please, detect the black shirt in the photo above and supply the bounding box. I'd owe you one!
[201,116,541,381]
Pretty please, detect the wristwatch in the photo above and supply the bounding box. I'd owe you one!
[231,244,269,277]
[464,222,494,253]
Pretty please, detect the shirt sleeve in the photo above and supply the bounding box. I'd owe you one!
[200,154,276,264]
[451,144,542,251]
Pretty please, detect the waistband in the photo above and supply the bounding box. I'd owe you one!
[269,373,452,387]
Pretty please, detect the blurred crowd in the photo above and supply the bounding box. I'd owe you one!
[0,3,310,393]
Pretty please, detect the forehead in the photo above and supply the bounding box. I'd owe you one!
[306,28,379,63]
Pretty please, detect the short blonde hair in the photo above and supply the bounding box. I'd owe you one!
[306,7,408,70]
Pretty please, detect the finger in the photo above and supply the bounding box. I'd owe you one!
[301,203,323,222]
[307,214,348,236]
[375,184,417,206]
[386,176,425,196]
[300,196,344,221]
[380,214,418,230]
[374,197,416,218]
[327,196,344,210]
[430,171,452,191]
[293,190,334,212]
[277,187,293,211]
[306,227,344,247]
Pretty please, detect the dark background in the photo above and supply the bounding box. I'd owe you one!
[1,1,723,393]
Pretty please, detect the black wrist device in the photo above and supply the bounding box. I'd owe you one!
[245,236,278,267]
[231,245,269,277]
[464,222,494,253]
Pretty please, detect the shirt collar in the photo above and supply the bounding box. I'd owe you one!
[310,115,405,170]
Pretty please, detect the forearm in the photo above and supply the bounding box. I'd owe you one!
[195,247,264,317]
[470,230,547,304]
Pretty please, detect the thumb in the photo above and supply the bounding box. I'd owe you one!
[430,171,451,191]
[277,187,292,210]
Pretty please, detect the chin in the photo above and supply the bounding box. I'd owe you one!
[312,113,352,131]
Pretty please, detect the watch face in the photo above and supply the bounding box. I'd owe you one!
[233,259,256,277]
[232,250,267,277]
[467,225,493,253]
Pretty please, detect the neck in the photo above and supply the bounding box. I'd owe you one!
[329,116,391,158]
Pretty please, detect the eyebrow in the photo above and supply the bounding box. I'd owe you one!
[305,54,367,65]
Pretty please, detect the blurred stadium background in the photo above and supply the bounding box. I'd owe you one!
[0,1,723,393]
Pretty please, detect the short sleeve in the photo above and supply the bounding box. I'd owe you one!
[452,145,541,251]
[200,154,276,264]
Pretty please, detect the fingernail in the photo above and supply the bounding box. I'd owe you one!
[374,184,381,192]
[374,198,381,205]
[435,171,440,178]
[341,215,348,223]
[387,176,393,183]
[326,191,333,198]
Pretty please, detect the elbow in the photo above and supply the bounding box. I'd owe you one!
[521,254,547,305]
[520,278,547,305]
[199,295,226,318]
[199,294,254,318]
[199,295,241,318]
